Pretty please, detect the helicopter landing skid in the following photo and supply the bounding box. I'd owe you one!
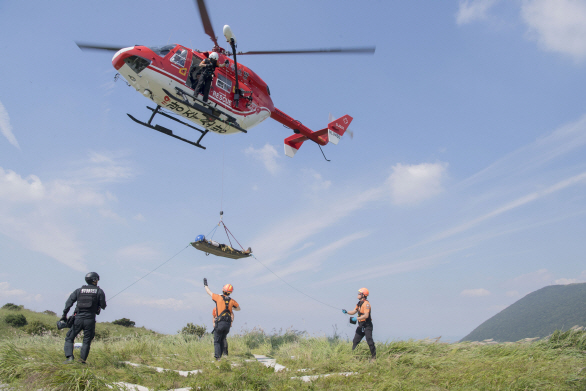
[127,105,208,149]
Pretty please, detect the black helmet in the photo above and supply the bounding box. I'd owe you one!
[85,272,100,285]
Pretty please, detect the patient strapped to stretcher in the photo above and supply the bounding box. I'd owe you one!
[191,235,252,259]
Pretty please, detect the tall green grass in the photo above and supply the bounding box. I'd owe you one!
[1,328,585,390]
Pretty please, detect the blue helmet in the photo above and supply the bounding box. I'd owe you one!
[195,235,205,242]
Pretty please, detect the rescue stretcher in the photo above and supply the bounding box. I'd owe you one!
[191,240,252,260]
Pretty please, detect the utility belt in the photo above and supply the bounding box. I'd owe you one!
[215,313,231,324]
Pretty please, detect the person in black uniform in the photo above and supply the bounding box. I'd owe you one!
[343,287,376,360]
[61,272,107,364]
[193,52,229,102]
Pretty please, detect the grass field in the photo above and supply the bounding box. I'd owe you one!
[1,306,586,390]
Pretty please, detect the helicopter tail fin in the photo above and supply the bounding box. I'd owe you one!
[284,134,306,158]
[325,114,353,145]
[282,114,353,158]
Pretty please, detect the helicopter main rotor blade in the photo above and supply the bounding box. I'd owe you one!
[76,42,126,52]
[195,0,218,47]
[236,46,376,55]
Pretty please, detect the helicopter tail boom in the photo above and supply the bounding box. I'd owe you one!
[273,109,353,157]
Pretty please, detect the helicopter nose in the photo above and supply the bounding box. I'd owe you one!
[112,47,135,70]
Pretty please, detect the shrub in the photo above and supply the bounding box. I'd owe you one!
[4,314,27,328]
[2,303,23,311]
[93,327,110,340]
[42,310,57,316]
[112,318,136,327]
[180,323,206,337]
[24,320,51,336]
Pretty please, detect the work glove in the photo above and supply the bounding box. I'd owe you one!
[342,309,347,314]
[203,278,208,287]
[60,315,67,322]
[350,317,357,323]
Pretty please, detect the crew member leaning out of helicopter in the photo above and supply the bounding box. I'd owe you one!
[194,52,229,102]
[204,278,240,360]
[343,287,376,360]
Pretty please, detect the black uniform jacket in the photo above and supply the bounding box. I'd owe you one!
[63,286,107,320]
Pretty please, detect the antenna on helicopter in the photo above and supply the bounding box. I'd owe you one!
[223,25,241,108]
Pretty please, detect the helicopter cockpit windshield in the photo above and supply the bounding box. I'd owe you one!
[149,44,176,58]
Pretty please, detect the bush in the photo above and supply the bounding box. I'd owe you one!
[42,310,57,316]
[24,320,51,336]
[112,318,135,327]
[93,327,110,340]
[2,303,23,311]
[4,314,27,328]
[180,323,206,337]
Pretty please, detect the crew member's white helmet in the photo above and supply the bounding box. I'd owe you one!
[209,52,219,61]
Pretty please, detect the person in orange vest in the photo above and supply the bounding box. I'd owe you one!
[204,278,240,360]
[343,287,376,359]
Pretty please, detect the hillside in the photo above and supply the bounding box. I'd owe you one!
[461,283,586,342]
[0,303,157,340]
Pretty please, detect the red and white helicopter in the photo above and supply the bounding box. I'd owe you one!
[78,0,374,158]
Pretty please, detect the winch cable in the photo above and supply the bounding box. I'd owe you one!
[250,254,342,311]
[109,244,190,302]
[213,134,339,310]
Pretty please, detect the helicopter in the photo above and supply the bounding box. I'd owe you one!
[77,0,375,157]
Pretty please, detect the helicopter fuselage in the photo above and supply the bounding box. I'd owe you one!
[113,44,274,135]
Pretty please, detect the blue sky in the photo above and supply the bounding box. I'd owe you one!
[1,0,586,342]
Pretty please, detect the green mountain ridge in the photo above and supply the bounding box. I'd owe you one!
[461,282,586,342]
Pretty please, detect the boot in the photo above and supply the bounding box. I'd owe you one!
[63,356,74,364]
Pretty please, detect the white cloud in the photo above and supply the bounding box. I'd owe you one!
[0,282,42,302]
[245,144,280,175]
[506,290,520,297]
[429,170,586,243]
[505,268,555,294]
[0,101,19,149]
[301,169,332,193]
[247,186,383,269]
[456,0,499,25]
[72,151,135,183]
[464,114,586,187]
[387,162,448,205]
[0,168,45,202]
[126,296,188,311]
[122,292,206,311]
[0,163,124,271]
[257,232,370,282]
[115,243,162,263]
[461,288,491,297]
[554,270,586,285]
[99,209,125,222]
[133,213,146,222]
[0,282,27,298]
[521,0,586,61]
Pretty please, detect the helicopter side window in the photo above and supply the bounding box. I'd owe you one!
[149,44,176,58]
[216,74,232,93]
[170,48,188,67]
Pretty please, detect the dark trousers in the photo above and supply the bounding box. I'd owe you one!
[194,75,213,101]
[64,317,95,361]
[352,323,376,358]
[214,321,230,359]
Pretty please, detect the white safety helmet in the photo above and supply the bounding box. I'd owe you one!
[209,52,219,61]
